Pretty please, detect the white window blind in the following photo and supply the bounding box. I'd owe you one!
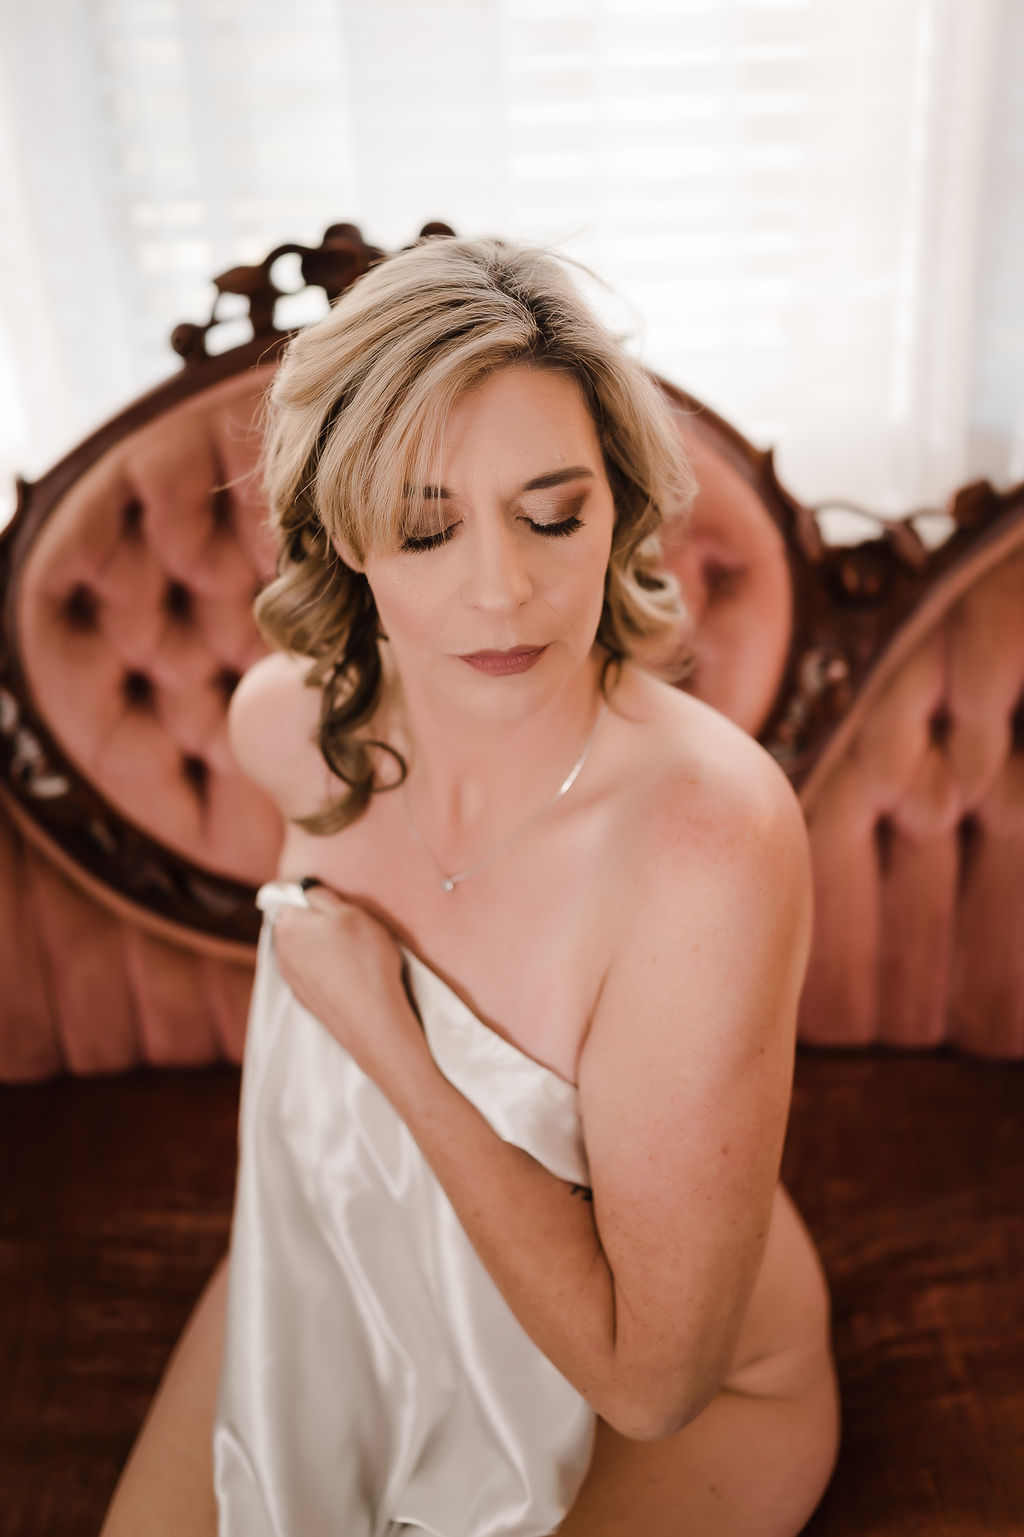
[0,0,1021,526]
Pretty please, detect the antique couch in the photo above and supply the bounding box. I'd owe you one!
[1,223,1021,1536]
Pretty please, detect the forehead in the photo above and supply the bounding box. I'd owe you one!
[435,364,601,481]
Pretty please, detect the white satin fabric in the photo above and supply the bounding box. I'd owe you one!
[213,880,597,1537]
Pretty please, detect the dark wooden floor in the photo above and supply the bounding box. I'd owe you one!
[2,1047,1022,1537]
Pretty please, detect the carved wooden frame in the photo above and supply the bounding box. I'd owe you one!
[1,220,1019,945]
[658,379,1024,786]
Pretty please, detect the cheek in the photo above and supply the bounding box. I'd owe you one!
[575,520,615,603]
[368,572,442,639]
[546,540,611,631]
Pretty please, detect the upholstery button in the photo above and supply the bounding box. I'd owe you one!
[62,583,100,630]
[122,498,145,536]
[181,754,210,799]
[1011,694,1024,753]
[213,666,242,704]
[928,703,953,748]
[704,558,743,597]
[211,485,232,529]
[165,580,193,621]
[122,670,156,710]
[958,810,981,843]
[874,814,895,873]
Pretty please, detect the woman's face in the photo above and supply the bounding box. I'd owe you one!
[347,363,617,721]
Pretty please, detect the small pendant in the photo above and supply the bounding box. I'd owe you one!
[442,877,456,892]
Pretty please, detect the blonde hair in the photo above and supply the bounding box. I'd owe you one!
[255,234,697,834]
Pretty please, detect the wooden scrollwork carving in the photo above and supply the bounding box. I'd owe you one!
[170,219,456,367]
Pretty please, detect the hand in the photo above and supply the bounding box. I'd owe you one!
[272,879,433,1096]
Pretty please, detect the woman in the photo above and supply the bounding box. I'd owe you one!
[101,235,840,1535]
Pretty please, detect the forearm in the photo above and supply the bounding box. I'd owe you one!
[387,1049,653,1438]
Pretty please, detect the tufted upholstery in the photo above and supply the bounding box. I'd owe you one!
[799,518,1024,1057]
[658,426,792,736]
[11,377,791,885]
[2,363,808,1080]
[16,370,283,883]
[1,317,1021,1075]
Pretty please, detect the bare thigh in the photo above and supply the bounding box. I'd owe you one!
[555,1350,841,1537]
[99,1256,227,1537]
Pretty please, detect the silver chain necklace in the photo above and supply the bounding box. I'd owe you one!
[401,698,610,891]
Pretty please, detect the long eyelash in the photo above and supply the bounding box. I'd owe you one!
[401,526,457,552]
[401,514,584,553]
[534,514,583,539]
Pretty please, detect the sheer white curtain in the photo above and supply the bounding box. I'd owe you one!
[1,0,1021,528]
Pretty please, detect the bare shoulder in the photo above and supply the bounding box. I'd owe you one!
[611,663,809,879]
[600,663,814,1006]
[227,650,327,818]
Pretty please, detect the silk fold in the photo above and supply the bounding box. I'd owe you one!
[213,881,596,1536]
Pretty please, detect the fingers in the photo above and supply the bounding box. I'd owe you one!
[301,881,348,913]
[255,877,343,918]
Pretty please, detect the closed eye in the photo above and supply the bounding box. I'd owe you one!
[400,513,584,553]
[401,525,458,553]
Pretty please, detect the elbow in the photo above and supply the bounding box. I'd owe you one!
[602,1368,724,1443]
[600,1390,694,1444]
[612,1413,678,1444]
[603,1398,690,1443]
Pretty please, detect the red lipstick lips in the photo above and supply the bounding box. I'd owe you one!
[460,646,548,676]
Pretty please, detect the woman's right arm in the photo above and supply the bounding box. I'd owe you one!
[99,1253,228,1537]
[99,658,306,1534]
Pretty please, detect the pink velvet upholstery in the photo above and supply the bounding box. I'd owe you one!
[1,349,1021,1078]
[655,426,793,738]
[799,518,1024,1057]
[16,370,283,883]
[0,788,254,1079]
[2,370,285,1080]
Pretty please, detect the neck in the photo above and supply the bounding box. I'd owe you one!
[380,643,614,860]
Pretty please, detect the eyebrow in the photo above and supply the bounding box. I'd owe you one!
[412,466,595,500]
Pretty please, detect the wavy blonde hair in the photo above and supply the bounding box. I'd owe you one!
[255,234,697,834]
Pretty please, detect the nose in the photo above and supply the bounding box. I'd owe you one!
[459,517,534,613]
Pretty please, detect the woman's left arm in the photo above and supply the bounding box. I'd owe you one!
[274,759,812,1443]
